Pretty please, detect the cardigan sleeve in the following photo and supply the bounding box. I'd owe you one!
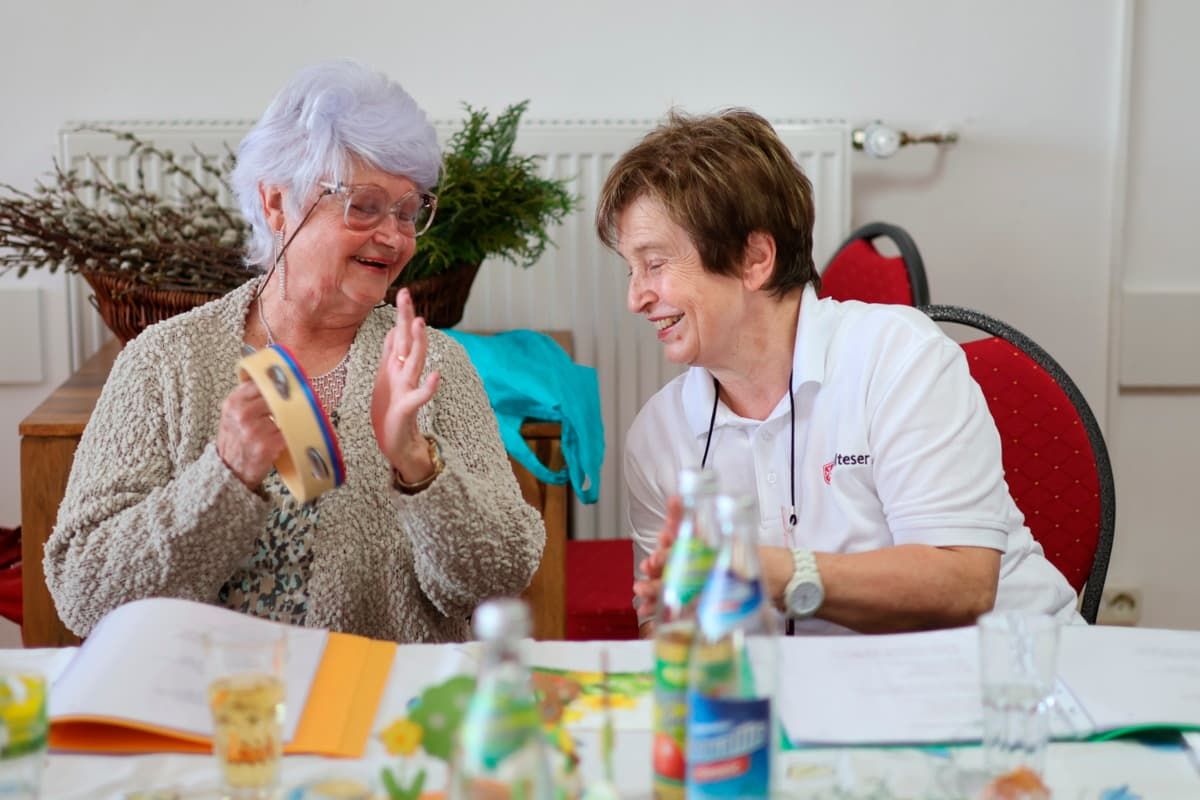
[390,336,546,620]
[43,340,271,637]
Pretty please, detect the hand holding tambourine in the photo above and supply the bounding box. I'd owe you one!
[222,344,346,502]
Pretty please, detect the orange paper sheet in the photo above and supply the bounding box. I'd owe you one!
[50,632,397,758]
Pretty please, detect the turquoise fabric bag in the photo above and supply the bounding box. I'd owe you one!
[444,329,604,504]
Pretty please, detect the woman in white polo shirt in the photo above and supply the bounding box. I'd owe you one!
[595,109,1080,636]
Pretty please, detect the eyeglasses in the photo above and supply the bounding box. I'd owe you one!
[317,181,438,237]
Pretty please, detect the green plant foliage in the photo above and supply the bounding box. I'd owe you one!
[401,101,578,282]
[0,128,249,294]
[0,102,577,294]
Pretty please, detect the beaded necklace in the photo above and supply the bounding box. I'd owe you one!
[258,295,350,414]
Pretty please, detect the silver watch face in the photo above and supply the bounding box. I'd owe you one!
[788,581,824,618]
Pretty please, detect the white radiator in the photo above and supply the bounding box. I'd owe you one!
[62,118,850,541]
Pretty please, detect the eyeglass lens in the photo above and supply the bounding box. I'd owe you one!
[343,186,435,236]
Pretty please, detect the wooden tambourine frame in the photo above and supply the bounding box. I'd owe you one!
[237,344,345,503]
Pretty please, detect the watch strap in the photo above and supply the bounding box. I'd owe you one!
[393,435,444,494]
[785,547,824,619]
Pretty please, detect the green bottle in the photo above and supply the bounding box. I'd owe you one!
[450,599,554,800]
[652,468,720,800]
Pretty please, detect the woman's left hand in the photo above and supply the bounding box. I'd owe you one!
[371,288,441,482]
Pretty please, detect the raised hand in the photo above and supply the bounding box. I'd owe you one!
[371,288,441,482]
[216,379,287,489]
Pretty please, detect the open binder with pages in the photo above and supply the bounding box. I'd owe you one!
[46,598,394,757]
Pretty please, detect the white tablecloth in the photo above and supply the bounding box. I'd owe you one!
[14,644,1200,799]
[39,735,1200,799]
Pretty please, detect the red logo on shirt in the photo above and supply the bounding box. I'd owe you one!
[824,453,872,484]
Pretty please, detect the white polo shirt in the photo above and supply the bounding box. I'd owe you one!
[626,286,1080,633]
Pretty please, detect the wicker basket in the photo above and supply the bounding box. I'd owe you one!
[389,261,482,329]
[83,272,222,344]
[84,261,482,343]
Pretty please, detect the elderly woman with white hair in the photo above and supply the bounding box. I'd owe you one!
[44,60,546,643]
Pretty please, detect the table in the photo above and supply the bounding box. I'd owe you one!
[40,735,1200,799]
[19,337,569,645]
[13,641,1200,799]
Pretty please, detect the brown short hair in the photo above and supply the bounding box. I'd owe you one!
[596,108,818,296]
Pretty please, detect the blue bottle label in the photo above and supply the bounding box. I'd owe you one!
[696,570,762,642]
[685,693,771,798]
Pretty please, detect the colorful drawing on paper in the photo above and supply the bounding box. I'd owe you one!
[531,667,653,730]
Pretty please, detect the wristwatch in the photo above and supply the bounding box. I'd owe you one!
[393,435,444,495]
[784,548,825,619]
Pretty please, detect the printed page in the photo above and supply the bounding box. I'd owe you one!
[778,627,1099,746]
[1057,625,1200,736]
[380,641,480,718]
[382,640,654,735]
[778,627,985,745]
[0,647,78,685]
[524,640,653,731]
[48,597,326,742]
[521,639,651,674]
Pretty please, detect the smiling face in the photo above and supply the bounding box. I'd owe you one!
[616,195,747,369]
[265,160,419,317]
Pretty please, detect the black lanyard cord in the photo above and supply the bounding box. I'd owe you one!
[700,377,720,468]
[700,370,797,524]
[787,374,797,526]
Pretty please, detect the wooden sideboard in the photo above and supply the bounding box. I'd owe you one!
[19,337,567,645]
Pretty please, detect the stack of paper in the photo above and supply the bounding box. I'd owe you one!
[777,624,1200,746]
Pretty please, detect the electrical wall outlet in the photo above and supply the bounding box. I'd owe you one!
[1097,587,1143,626]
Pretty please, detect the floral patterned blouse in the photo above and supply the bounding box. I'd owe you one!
[216,411,341,624]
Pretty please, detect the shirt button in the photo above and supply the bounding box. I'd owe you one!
[762,430,773,441]
[766,472,778,485]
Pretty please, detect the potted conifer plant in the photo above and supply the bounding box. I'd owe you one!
[392,100,577,327]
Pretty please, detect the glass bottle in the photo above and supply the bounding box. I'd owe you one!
[450,598,554,800]
[686,494,781,800]
[652,468,721,800]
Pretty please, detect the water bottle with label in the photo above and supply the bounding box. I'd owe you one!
[652,468,720,800]
[686,494,781,800]
[450,598,554,800]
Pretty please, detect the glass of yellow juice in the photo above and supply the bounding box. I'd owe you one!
[0,672,47,799]
[202,628,287,800]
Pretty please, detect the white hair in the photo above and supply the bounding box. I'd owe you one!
[231,59,441,270]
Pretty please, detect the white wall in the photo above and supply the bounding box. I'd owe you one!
[4,0,1192,628]
[1107,0,1200,630]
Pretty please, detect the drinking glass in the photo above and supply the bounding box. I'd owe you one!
[977,611,1060,778]
[0,672,47,799]
[203,629,287,800]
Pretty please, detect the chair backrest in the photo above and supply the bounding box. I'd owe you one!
[819,221,930,306]
[922,305,1115,623]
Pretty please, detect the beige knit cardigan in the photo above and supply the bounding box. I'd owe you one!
[44,279,546,642]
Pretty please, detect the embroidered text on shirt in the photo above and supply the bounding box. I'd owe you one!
[823,453,873,484]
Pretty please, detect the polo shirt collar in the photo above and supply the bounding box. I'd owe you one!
[682,284,834,437]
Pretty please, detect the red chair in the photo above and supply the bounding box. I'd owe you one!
[565,539,639,640]
[0,527,22,627]
[923,306,1115,623]
[819,222,930,306]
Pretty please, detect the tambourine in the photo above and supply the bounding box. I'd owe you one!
[237,344,346,503]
